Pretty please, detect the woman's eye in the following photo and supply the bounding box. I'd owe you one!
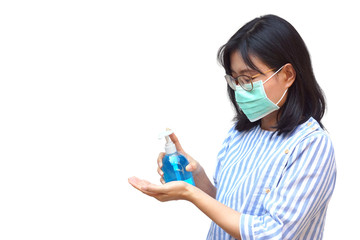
[239,76,251,83]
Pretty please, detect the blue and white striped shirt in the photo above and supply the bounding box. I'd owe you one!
[207,117,336,240]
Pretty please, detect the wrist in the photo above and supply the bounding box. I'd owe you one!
[192,163,204,178]
[184,183,199,202]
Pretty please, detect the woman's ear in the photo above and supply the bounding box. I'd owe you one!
[282,63,296,88]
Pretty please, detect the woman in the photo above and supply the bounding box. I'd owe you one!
[128,14,336,239]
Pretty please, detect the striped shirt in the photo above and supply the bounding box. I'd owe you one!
[207,117,336,240]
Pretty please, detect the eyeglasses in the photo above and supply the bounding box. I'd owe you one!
[225,68,275,91]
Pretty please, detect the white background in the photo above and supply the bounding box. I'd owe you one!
[0,0,359,239]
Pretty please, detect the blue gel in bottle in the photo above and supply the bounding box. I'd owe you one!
[159,129,195,186]
[162,152,195,185]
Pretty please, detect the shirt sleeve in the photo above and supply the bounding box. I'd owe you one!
[239,132,337,240]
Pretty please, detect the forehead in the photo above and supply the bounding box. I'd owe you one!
[229,51,267,74]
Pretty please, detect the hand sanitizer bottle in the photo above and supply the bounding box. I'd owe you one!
[158,129,195,186]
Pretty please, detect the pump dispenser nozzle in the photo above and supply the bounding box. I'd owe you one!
[158,128,177,154]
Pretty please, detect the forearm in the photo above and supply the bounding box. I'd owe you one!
[187,185,241,239]
[193,166,217,198]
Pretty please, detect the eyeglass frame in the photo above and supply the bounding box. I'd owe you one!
[225,68,276,91]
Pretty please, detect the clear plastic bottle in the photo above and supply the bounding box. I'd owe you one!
[158,129,195,186]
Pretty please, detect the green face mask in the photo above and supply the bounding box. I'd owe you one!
[234,66,287,122]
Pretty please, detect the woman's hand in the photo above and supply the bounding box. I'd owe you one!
[157,132,202,184]
[128,176,240,239]
[128,176,194,202]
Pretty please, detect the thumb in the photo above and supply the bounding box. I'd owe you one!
[185,162,196,172]
[169,132,185,153]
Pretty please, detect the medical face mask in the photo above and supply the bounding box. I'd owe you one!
[234,66,287,122]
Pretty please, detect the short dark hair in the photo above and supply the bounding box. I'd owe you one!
[218,14,326,135]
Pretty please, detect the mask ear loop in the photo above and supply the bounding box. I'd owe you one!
[276,88,288,105]
[262,65,288,106]
[263,65,285,85]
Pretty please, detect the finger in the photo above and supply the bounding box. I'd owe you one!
[157,167,163,177]
[128,176,143,191]
[128,177,161,197]
[185,161,196,172]
[160,177,165,184]
[128,176,151,190]
[157,152,165,168]
[169,133,185,153]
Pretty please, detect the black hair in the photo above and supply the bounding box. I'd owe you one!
[218,14,326,135]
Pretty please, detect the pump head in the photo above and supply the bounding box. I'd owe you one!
[158,128,177,154]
